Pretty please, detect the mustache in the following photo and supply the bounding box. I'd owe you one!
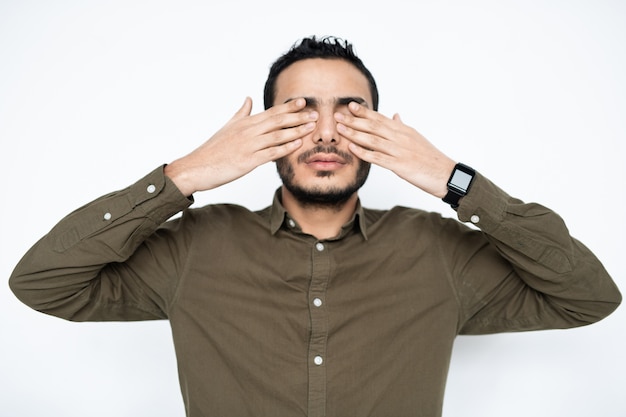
[297,145,354,164]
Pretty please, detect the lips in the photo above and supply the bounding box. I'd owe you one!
[306,154,346,164]
[305,156,346,172]
[297,145,354,165]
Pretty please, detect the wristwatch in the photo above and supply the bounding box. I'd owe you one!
[442,163,475,209]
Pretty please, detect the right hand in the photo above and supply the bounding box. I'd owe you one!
[164,97,318,196]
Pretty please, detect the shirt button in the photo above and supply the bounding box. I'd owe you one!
[315,242,325,252]
[288,219,296,228]
[103,212,112,221]
[470,215,480,224]
[146,184,156,194]
[313,298,323,307]
[314,356,323,366]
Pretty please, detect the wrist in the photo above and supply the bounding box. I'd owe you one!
[164,161,195,197]
[433,159,457,198]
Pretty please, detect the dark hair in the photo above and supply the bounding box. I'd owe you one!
[263,36,379,111]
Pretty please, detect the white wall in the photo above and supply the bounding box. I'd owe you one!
[1,1,624,416]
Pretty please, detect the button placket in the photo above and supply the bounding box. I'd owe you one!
[307,240,331,416]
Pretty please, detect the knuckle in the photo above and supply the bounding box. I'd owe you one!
[366,151,383,164]
[345,126,358,137]
[269,130,284,142]
[265,146,280,159]
[272,113,287,126]
[364,119,379,131]
[298,124,311,135]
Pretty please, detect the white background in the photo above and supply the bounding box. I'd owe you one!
[1,1,624,416]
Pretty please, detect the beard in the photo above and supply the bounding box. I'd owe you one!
[276,145,371,210]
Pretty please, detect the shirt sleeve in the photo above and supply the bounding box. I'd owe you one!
[452,172,621,334]
[9,166,193,321]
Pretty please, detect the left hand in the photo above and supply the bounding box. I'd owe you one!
[335,101,456,198]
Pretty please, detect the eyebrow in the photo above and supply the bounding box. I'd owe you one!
[284,96,370,108]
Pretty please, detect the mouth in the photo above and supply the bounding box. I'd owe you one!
[304,153,347,171]
[297,145,353,169]
[306,153,346,164]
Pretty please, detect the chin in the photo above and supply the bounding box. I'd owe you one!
[276,155,371,207]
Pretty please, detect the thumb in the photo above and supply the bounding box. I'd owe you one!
[232,97,253,119]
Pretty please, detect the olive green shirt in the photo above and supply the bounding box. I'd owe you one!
[10,166,621,417]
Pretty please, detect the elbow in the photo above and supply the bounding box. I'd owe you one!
[595,288,622,323]
[590,275,623,323]
[564,259,623,326]
[9,272,51,316]
[564,287,622,327]
[8,268,83,321]
[8,269,37,310]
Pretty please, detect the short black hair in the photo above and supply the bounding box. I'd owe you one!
[263,36,379,111]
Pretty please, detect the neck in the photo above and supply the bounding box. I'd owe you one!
[281,186,358,240]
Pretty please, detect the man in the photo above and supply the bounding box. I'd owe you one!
[9,36,622,417]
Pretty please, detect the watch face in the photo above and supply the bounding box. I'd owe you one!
[450,169,473,192]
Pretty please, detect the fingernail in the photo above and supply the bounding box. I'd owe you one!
[309,111,318,120]
[335,112,344,121]
[304,122,315,129]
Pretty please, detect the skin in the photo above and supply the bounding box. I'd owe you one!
[165,58,456,239]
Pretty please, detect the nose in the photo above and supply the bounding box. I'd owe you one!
[312,109,339,144]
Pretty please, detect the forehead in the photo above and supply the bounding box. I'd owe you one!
[274,58,372,106]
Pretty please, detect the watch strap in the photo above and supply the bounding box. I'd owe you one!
[442,189,463,209]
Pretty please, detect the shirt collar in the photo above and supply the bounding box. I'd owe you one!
[269,188,368,240]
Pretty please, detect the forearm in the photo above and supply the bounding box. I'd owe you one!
[457,173,621,329]
[9,166,192,320]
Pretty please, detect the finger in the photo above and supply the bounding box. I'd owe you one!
[270,109,318,131]
[231,97,254,121]
[256,101,318,134]
[260,120,316,149]
[337,121,393,157]
[257,138,304,163]
[257,97,307,120]
[279,97,307,113]
[337,102,394,138]
[348,141,391,167]
[348,101,384,121]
